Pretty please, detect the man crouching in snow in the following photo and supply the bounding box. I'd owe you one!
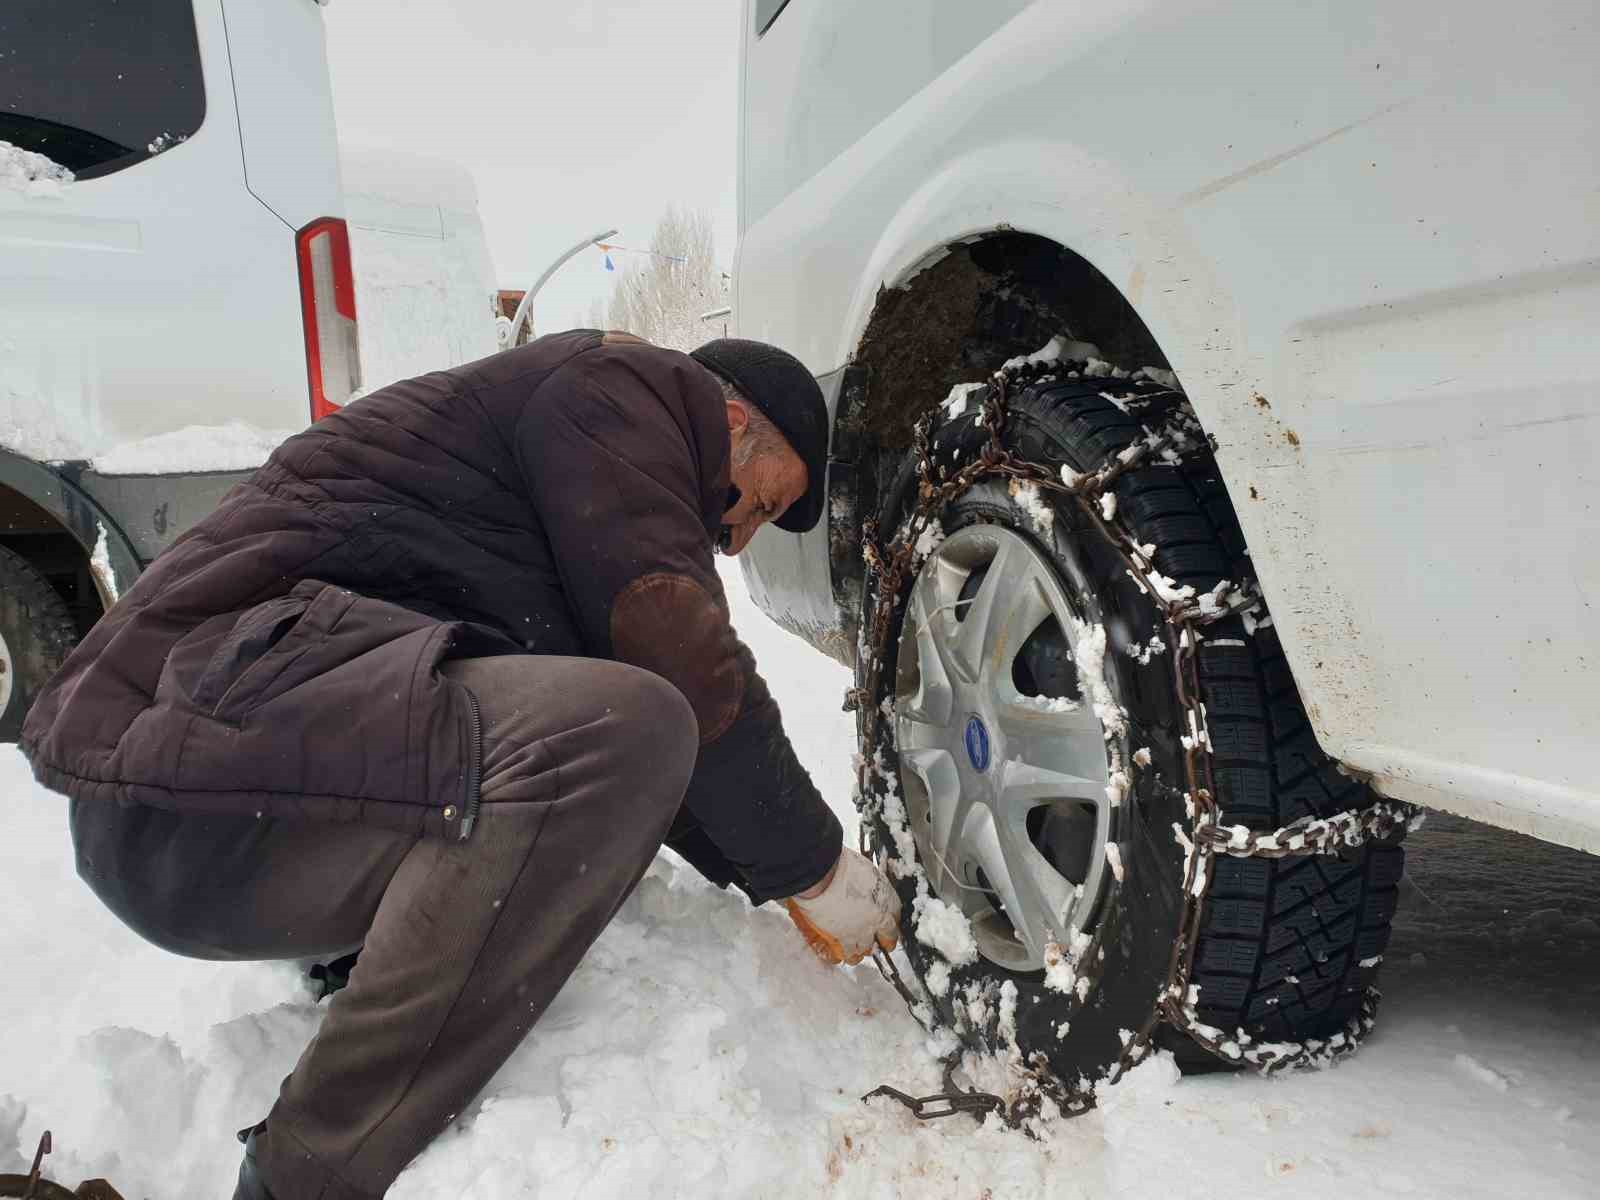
[20,332,901,1199]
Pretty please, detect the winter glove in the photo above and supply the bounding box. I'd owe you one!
[782,848,902,965]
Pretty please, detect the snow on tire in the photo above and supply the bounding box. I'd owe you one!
[857,372,1406,1087]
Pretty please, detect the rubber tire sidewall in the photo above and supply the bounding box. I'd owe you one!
[0,545,82,742]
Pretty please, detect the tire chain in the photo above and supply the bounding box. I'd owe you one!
[848,361,1421,1132]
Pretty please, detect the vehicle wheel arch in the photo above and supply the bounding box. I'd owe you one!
[823,215,1345,786]
[831,224,1192,620]
[845,227,1169,444]
[0,448,140,614]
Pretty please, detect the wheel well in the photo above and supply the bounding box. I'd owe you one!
[834,233,1176,601]
[848,232,1170,453]
[0,483,106,638]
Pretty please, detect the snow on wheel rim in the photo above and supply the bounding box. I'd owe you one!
[894,523,1112,972]
[0,624,13,721]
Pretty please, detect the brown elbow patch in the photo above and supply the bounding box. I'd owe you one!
[610,572,744,744]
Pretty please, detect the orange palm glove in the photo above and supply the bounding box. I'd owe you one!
[783,848,902,965]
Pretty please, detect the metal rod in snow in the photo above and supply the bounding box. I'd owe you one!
[505,228,618,348]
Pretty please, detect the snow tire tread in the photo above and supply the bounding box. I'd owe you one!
[1039,377,1404,1046]
[0,542,82,742]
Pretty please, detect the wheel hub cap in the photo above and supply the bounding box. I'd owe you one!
[894,523,1113,972]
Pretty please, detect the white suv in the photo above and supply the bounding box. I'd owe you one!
[734,0,1597,1084]
[0,0,497,738]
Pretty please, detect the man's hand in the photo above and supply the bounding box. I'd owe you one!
[783,849,901,965]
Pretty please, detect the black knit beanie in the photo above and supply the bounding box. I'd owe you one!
[690,338,827,533]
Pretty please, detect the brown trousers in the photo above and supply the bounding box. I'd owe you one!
[70,655,699,1199]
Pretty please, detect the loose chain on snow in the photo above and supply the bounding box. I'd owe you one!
[851,361,1420,1130]
[861,945,1090,1129]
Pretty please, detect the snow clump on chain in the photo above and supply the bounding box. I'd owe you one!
[858,747,918,877]
[911,518,946,564]
[1065,617,1125,737]
[1000,334,1103,372]
[1008,478,1054,535]
[941,381,989,420]
[1042,927,1095,1003]
[912,892,979,968]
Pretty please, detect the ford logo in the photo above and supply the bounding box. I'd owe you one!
[964,715,991,772]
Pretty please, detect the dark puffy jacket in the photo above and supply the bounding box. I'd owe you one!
[20,331,841,902]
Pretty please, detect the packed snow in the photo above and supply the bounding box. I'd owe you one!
[1000,335,1103,372]
[146,132,187,155]
[941,382,988,420]
[89,524,119,605]
[1,562,1597,1197]
[1103,842,1125,883]
[90,422,305,475]
[911,518,946,563]
[0,140,73,195]
[1065,616,1125,738]
[0,405,91,464]
[1127,633,1167,665]
[1134,366,1181,390]
[1007,478,1054,535]
[911,893,979,967]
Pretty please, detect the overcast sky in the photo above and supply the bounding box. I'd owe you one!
[322,0,741,334]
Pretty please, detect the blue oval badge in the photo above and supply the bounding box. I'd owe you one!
[964,715,991,773]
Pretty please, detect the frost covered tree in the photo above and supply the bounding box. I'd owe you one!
[606,206,727,352]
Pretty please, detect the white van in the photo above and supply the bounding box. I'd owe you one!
[0,0,497,737]
[734,0,1598,1084]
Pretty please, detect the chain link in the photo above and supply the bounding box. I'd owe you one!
[853,362,1420,1129]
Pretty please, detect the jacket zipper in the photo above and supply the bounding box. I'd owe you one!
[459,685,483,841]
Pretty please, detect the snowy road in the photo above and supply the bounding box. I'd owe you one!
[1,560,1596,1198]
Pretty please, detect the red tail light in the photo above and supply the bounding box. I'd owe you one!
[296,217,361,421]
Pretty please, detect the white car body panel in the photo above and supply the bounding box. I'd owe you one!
[0,0,319,459]
[220,0,344,232]
[735,0,1599,851]
[1,1,498,466]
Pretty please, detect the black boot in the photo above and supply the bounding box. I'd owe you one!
[232,1123,274,1200]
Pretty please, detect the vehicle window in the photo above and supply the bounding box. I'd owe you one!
[0,0,207,180]
[754,0,792,37]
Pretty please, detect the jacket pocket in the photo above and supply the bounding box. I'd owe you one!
[191,594,312,715]
[217,582,364,723]
[202,582,356,724]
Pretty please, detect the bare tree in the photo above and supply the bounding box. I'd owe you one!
[605,206,727,351]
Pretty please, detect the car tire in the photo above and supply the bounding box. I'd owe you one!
[0,544,82,742]
[859,370,1405,1085]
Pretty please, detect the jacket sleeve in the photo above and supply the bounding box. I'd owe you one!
[515,359,842,902]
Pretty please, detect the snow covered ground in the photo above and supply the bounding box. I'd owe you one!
[2,559,1597,1198]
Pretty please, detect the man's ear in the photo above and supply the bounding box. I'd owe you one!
[725,397,750,437]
